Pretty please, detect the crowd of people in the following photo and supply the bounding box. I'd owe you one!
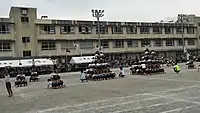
[2,48,199,97]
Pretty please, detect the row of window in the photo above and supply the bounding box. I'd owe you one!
[40,25,195,35]
[41,39,196,50]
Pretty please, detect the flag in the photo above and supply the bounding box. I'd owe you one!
[66,48,71,53]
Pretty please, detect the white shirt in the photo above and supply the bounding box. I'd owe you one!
[120,69,125,75]
[5,75,10,83]
[80,73,86,80]
[48,81,52,88]
[50,73,56,78]
[141,64,146,69]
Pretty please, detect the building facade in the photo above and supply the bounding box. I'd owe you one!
[0,6,199,61]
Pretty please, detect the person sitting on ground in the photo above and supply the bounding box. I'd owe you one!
[173,63,180,73]
[198,65,200,72]
[119,67,125,78]
[50,70,56,80]
[47,79,52,89]
[57,79,66,88]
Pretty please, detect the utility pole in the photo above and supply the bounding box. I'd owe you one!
[178,14,189,59]
[91,9,104,51]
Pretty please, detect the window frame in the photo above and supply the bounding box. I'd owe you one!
[22,37,30,43]
[141,39,150,47]
[23,50,31,57]
[153,27,162,34]
[113,40,124,48]
[154,40,163,47]
[96,26,108,34]
[112,26,123,34]
[21,17,29,23]
[0,41,11,52]
[100,40,109,48]
[140,27,150,34]
[41,41,56,50]
[188,39,195,46]
[127,40,138,47]
[0,24,10,34]
[165,39,174,46]
[79,40,93,49]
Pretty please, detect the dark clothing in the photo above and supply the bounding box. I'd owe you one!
[6,82,11,89]
[5,82,12,97]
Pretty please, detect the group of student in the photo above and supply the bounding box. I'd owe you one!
[15,71,28,87]
[47,71,66,89]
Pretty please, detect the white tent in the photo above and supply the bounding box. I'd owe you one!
[70,56,95,64]
[0,58,54,68]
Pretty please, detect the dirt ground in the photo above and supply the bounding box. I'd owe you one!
[1,64,200,113]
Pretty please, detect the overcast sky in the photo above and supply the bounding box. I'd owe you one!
[0,0,200,22]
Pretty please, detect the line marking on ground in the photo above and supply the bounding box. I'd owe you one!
[37,85,200,113]
[159,105,199,113]
[112,100,177,113]
[68,97,167,113]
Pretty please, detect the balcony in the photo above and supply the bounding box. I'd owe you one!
[0,31,15,41]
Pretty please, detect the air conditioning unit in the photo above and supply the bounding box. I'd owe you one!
[88,28,92,33]
[82,27,86,33]
[70,27,75,33]
[22,10,28,15]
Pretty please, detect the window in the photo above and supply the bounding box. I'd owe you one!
[101,40,109,48]
[112,26,123,34]
[23,51,31,57]
[80,40,93,49]
[166,39,174,46]
[22,37,30,43]
[60,26,74,34]
[188,39,195,45]
[187,28,194,34]
[165,27,172,34]
[140,27,149,34]
[127,40,138,47]
[126,27,137,34]
[0,24,10,34]
[79,26,92,34]
[154,40,163,47]
[21,17,29,23]
[96,26,108,34]
[40,25,55,34]
[61,41,75,49]
[0,41,11,52]
[41,41,56,50]
[198,23,200,26]
[177,39,183,46]
[113,40,124,48]
[176,27,182,34]
[20,8,28,16]
[141,39,150,47]
[153,27,162,34]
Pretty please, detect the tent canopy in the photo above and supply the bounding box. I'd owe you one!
[70,56,95,64]
[0,58,54,68]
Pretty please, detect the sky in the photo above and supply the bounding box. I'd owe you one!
[0,0,200,22]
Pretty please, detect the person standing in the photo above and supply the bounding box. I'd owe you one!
[4,69,13,97]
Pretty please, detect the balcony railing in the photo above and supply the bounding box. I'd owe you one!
[0,31,11,34]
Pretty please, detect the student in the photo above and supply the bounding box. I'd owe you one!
[4,69,13,97]
[47,79,52,89]
[173,63,180,73]
[80,70,86,83]
[119,67,125,78]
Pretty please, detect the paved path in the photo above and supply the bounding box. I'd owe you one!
[1,63,200,113]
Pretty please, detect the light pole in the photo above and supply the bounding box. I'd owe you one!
[178,14,189,58]
[91,9,104,51]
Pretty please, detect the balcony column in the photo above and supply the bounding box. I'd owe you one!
[137,27,140,34]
